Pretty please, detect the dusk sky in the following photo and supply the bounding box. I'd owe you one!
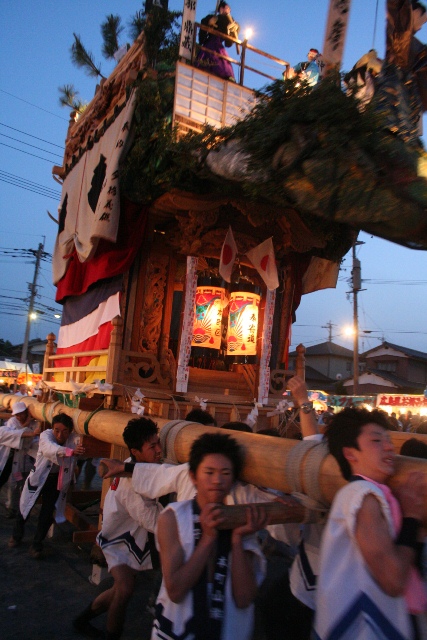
[1,0,427,357]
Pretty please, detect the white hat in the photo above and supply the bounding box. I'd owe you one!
[12,401,28,415]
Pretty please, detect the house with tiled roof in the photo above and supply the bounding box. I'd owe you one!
[343,341,427,394]
[288,341,353,390]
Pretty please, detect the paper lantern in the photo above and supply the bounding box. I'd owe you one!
[227,283,261,358]
[192,277,227,351]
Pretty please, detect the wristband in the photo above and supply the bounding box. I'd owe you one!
[124,462,135,474]
[395,517,421,550]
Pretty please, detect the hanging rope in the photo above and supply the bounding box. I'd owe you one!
[372,0,380,49]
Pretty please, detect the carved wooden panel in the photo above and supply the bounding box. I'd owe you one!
[122,351,172,388]
[269,369,295,396]
[138,254,169,355]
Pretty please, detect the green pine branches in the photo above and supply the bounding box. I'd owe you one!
[58,84,86,114]
[101,14,124,60]
[71,33,105,79]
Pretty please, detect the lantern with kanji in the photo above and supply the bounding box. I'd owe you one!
[227,282,261,361]
[191,277,227,354]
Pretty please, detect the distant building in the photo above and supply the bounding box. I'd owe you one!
[343,341,427,394]
[9,338,51,374]
[288,341,353,391]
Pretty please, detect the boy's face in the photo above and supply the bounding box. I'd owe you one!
[344,423,395,483]
[132,434,162,464]
[190,453,234,504]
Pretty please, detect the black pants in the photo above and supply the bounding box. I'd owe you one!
[13,473,60,551]
[0,451,14,488]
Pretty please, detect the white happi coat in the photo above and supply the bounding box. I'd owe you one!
[20,428,80,523]
[152,499,266,640]
[288,433,325,610]
[313,481,412,640]
[0,416,39,485]
[131,461,277,506]
[97,457,163,571]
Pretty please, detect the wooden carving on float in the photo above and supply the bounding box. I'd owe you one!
[173,210,219,255]
[270,370,293,396]
[190,227,260,263]
[122,351,172,388]
[157,190,326,258]
[139,254,169,355]
[59,34,147,173]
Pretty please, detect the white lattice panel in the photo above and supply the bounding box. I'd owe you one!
[174,61,256,132]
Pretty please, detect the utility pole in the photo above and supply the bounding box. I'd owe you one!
[322,320,335,343]
[21,240,45,365]
[351,241,363,394]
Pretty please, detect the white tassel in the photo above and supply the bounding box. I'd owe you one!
[195,395,208,411]
[245,402,263,428]
[266,399,293,418]
[94,379,113,392]
[131,388,145,415]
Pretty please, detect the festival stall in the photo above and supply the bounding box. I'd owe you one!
[0,361,42,391]
[376,393,427,417]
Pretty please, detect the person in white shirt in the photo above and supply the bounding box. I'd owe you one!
[74,417,164,640]
[314,407,426,640]
[152,431,268,640]
[9,412,84,558]
[0,401,40,517]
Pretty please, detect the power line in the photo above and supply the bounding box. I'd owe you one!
[0,170,60,199]
[0,142,57,164]
[0,89,69,121]
[0,247,51,259]
[0,176,60,200]
[364,279,427,286]
[0,170,61,197]
[0,133,63,159]
[0,122,64,149]
[0,288,28,294]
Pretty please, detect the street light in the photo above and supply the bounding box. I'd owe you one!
[343,325,355,338]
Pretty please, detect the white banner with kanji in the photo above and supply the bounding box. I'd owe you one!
[179,0,197,61]
[176,256,198,392]
[52,91,136,284]
[257,288,276,404]
[322,0,352,70]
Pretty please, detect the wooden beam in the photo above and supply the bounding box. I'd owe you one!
[72,530,100,544]
[65,503,99,532]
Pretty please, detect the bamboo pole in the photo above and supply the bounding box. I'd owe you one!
[2,394,427,526]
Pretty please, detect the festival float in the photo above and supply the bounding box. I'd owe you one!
[2,0,427,536]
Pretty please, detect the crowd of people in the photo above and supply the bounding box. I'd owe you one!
[1,377,426,639]
[0,382,31,395]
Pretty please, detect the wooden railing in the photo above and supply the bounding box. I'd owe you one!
[42,315,306,403]
[191,22,290,87]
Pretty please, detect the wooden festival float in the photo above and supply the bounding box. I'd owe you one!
[4,0,427,538]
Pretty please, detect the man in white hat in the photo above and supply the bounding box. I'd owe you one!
[0,401,40,518]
